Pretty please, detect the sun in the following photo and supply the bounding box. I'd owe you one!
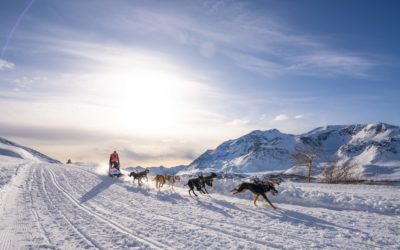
[103,66,187,134]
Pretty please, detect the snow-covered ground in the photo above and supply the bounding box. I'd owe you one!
[0,156,399,249]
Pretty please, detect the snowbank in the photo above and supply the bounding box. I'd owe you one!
[210,178,400,215]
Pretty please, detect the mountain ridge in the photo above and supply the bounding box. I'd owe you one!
[181,122,400,180]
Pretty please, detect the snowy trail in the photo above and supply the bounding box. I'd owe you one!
[0,159,399,249]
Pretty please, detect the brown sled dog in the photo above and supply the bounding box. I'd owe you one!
[154,174,166,190]
[230,179,280,209]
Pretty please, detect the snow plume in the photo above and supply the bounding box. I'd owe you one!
[93,163,132,183]
[94,163,110,176]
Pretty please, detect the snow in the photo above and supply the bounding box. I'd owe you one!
[1,156,399,249]
[0,137,60,163]
[185,123,400,181]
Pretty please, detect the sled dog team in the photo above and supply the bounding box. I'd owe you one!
[127,170,280,209]
[109,150,280,209]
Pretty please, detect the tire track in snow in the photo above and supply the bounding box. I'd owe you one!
[46,166,169,250]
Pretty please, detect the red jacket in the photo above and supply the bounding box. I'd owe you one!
[110,153,119,163]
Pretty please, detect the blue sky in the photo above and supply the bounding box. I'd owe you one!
[1,0,399,166]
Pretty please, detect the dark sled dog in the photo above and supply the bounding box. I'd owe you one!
[187,172,217,197]
[230,179,280,209]
[128,169,150,185]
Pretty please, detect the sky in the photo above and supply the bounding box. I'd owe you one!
[1,0,399,167]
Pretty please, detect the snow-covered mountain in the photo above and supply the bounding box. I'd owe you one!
[183,123,400,180]
[0,137,60,163]
[186,129,297,174]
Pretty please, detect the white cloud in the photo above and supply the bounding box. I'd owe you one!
[227,119,250,126]
[13,76,48,91]
[286,53,376,78]
[0,59,15,70]
[223,50,282,77]
[26,2,378,79]
[272,114,289,122]
[295,114,303,119]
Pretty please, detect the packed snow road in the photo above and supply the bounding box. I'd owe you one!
[0,158,399,249]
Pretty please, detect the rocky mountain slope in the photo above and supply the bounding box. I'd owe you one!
[183,123,400,180]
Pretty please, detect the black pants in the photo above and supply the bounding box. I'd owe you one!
[110,161,120,170]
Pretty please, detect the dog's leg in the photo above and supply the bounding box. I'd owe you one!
[198,186,205,194]
[203,185,209,194]
[261,193,277,209]
[253,194,260,207]
[231,184,246,194]
[189,188,197,198]
[230,188,238,194]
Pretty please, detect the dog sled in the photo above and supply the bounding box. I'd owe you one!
[109,167,123,178]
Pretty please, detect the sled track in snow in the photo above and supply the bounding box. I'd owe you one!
[46,167,169,250]
[39,167,102,250]
[113,199,280,249]
[27,166,53,247]
[65,167,281,248]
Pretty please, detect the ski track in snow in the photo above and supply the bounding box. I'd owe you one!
[0,159,399,249]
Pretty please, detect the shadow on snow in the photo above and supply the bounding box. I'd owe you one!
[79,176,116,203]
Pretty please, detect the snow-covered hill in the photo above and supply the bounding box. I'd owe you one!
[0,137,60,163]
[183,123,400,180]
[0,158,399,249]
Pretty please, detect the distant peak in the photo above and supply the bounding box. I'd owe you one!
[364,122,397,133]
[367,122,394,128]
[249,128,281,135]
